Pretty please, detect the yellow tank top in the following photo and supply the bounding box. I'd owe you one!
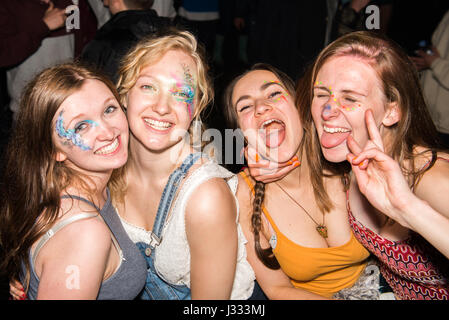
[239,171,370,298]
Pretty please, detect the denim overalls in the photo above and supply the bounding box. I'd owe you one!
[137,153,202,300]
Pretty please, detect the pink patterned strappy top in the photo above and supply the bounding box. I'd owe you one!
[348,157,449,300]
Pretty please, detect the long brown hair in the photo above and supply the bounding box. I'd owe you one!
[306,31,442,189]
[0,63,121,288]
[223,64,298,269]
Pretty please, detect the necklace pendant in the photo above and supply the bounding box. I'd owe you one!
[316,225,328,238]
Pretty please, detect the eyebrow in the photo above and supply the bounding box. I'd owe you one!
[234,81,284,106]
[66,96,117,127]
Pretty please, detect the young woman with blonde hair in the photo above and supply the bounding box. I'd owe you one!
[108,29,257,300]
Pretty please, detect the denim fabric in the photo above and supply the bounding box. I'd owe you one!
[136,242,191,300]
[137,153,201,300]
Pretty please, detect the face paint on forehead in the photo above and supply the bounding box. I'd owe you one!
[264,80,289,102]
[169,63,196,119]
[55,111,97,151]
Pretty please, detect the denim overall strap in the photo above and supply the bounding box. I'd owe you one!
[60,193,102,212]
[148,152,202,249]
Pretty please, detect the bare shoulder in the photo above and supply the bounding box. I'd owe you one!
[38,200,112,262]
[414,151,449,216]
[186,176,237,225]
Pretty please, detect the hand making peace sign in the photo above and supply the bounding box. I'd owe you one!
[346,109,415,229]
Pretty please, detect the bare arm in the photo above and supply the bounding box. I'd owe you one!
[348,110,449,258]
[36,216,111,299]
[186,178,238,300]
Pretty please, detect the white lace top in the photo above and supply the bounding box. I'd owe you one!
[119,159,256,300]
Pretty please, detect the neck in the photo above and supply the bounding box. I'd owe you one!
[274,149,310,190]
[64,169,111,204]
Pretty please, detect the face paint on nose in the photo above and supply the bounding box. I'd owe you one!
[55,111,98,151]
[323,104,332,117]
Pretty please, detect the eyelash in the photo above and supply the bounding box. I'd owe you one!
[269,91,282,99]
[141,84,156,91]
[314,91,330,98]
[74,121,88,133]
[105,105,117,114]
[238,104,252,112]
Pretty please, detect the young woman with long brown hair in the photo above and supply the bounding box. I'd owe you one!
[248,31,449,300]
[309,31,449,300]
[223,63,377,299]
[0,63,147,299]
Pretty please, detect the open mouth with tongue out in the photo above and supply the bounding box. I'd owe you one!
[320,125,351,149]
[259,118,286,148]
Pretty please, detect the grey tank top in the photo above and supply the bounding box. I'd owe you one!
[22,188,147,300]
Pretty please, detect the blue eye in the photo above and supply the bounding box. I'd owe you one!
[74,121,88,133]
[105,105,117,114]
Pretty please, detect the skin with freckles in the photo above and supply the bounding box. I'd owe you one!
[311,56,394,163]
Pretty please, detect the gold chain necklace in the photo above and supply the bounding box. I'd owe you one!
[274,182,328,239]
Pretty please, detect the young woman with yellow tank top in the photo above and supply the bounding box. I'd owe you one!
[223,63,376,299]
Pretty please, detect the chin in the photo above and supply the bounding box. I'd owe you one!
[321,145,348,164]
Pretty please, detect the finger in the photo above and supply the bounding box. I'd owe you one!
[351,147,392,170]
[9,286,23,300]
[365,109,384,151]
[346,135,363,156]
[252,161,300,183]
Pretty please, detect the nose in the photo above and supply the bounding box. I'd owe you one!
[254,99,272,117]
[152,92,172,116]
[321,102,340,120]
[96,120,115,141]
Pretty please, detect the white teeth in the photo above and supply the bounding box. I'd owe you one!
[144,118,172,130]
[95,137,119,155]
[323,125,350,133]
[261,119,284,128]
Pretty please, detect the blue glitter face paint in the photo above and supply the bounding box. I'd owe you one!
[169,64,196,119]
[323,104,332,117]
[55,111,97,151]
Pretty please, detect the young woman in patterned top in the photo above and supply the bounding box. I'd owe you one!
[249,31,449,300]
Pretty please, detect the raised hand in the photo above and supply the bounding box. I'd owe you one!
[42,1,66,31]
[346,109,415,228]
[245,145,300,183]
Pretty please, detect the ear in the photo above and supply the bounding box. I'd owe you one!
[382,102,400,127]
[54,151,67,162]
